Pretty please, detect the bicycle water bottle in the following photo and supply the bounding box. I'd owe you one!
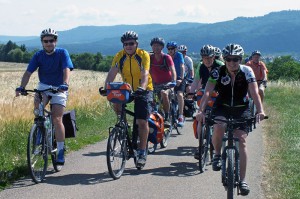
[44,117,52,146]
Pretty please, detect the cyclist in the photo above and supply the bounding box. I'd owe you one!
[167,41,185,127]
[196,43,266,196]
[191,44,224,92]
[246,50,268,102]
[191,44,224,159]
[214,46,224,62]
[177,44,194,94]
[104,31,153,167]
[149,37,177,127]
[15,28,74,165]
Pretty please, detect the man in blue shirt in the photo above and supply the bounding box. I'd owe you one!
[16,28,74,166]
[167,41,185,127]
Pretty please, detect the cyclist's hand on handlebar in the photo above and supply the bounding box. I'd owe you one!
[99,87,107,96]
[15,86,25,97]
[58,83,69,92]
[256,112,266,123]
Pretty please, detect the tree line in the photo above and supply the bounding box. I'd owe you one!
[0,40,113,72]
[1,40,300,80]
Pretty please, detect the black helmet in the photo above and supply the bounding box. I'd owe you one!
[121,31,138,43]
[40,28,58,39]
[150,37,165,47]
[251,50,261,56]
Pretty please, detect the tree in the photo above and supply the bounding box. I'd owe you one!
[7,48,23,63]
[267,56,300,80]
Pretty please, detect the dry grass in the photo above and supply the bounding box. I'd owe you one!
[0,62,121,124]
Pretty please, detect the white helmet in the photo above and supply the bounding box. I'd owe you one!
[222,43,244,58]
[40,28,58,39]
[178,45,187,52]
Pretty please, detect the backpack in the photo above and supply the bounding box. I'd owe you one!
[150,54,170,72]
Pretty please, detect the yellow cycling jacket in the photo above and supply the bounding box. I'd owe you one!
[112,48,153,91]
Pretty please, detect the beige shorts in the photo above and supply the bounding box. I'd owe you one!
[37,82,68,107]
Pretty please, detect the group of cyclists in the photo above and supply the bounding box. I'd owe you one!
[15,28,268,196]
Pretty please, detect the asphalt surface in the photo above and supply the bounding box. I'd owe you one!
[0,118,265,199]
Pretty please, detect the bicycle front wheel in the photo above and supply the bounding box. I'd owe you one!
[106,127,127,180]
[27,124,48,183]
[160,127,171,148]
[199,124,208,173]
[227,149,235,199]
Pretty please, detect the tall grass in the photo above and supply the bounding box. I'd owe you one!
[0,62,121,188]
[263,81,300,199]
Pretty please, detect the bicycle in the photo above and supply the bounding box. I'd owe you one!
[99,83,147,180]
[148,82,176,153]
[171,87,183,135]
[21,87,62,183]
[206,115,267,199]
[193,90,218,172]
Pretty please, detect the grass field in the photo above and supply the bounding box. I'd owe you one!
[263,81,300,199]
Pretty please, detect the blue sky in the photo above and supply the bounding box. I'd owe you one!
[0,0,299,36]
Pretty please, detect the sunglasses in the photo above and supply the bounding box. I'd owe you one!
[168,48,175,51]
[123,42,135,46]
[42,39,55,44]
[225,57,240,62]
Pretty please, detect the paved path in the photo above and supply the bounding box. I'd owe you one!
[0,118,265,199]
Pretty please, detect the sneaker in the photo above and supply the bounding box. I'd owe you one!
[212,154,221,171]
[194,150,199,160]
[177,116,185,127]
[136,153,147,168]
[239,181,250,196]
[56,149,65,165]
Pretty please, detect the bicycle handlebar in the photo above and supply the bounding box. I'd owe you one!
[153,82,176,93]
[21,87,59,96]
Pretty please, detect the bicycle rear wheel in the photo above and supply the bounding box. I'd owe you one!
[106,127,127,180]
[27,124,48,183]
[51,136,63,172]
[227,149,235,199]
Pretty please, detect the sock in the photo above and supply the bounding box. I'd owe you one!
[139,149,146,155]
[57,142,65,152]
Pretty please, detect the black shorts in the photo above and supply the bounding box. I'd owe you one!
[134,91,153,120]
[174,80,186,93]
[212,105,251,133]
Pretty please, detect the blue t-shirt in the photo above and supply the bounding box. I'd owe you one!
[172,51,185,78]
[27,48,74,86]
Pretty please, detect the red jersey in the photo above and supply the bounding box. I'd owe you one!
[150,53,174,84]
[246,60,268,81]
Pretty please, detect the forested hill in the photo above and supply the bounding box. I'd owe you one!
[1,10,300,55]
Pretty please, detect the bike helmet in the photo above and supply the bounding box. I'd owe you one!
[120,31,138,43]
[178,45,187,52]
[150,37,165,47]
[200,45,215,57]
[40,28,58,39]
[166,41,177,49]
[251,50,261,56]
[214,47,222,57]
[222,43,244,58]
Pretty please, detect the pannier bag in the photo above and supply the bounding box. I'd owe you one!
[106,82,132,104]
[184,99,196,117]
[148,112,164,144]
[197,90,219,108]
[63,110,78,138]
